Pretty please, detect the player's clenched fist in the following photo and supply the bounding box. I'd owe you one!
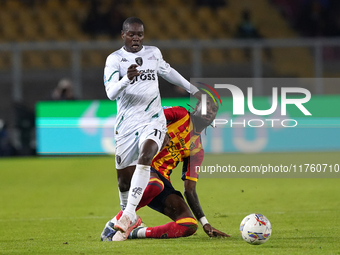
[127,64,140,80]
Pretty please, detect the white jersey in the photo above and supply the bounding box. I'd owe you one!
[104,46,171,139]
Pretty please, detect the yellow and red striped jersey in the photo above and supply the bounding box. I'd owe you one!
[151,106,204,182]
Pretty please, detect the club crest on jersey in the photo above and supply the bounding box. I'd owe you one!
[116,155,121,165]
[135,57,143,66]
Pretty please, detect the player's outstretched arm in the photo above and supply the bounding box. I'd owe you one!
[183,179,230,238]
[159,68,201,96]
[104,56,134,101]
[155,47,201,98]
[193,90,202,101]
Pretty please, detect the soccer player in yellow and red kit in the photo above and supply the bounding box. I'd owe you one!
[101,96,229,241]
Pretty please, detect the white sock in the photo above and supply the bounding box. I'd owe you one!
[119,189,128,211]
[136,227,147,238]
[122,164,150,222]
[110,215,118,224]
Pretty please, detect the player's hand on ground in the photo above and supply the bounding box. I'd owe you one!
[203,224,230,238]
[127,64,140,80]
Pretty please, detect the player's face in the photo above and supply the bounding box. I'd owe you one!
[195,99,219,126]
[121,23,144,53]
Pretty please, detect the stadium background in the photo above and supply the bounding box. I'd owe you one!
[1,0,340,156]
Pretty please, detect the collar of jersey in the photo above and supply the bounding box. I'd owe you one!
[122,45,144,54]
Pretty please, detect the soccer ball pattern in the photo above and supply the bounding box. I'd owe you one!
[240,213,272,245]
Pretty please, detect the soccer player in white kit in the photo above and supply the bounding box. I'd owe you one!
[102,17,201,241]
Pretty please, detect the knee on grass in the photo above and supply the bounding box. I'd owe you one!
[176,217,198,237]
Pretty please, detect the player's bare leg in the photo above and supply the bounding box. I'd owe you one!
[129,194,198,239]
[116,165,135,210]
[115,135,169,211]
[101,171,163,241]
[163,194,196,221]
[104,135,168,241]
[113,139,159,241]
[101,166,135,241]
[101,165,136,241]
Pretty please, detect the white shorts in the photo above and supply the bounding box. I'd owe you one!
[114,121,167,169]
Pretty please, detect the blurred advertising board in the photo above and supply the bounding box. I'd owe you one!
[36,94,340,155]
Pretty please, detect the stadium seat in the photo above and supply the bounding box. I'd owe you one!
[47,51,69,69]
[0,0,315,76]
[163,49,190,65]
[44,0,62,10]
[82,50,106,68]
[1,20,20,42]
[22,51,46,69]
[4,0,22,10]
[0,53,11,70]
[64,0,83,11]
[228,48,247,63]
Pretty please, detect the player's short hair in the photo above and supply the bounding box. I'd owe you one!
[122,17,144,31]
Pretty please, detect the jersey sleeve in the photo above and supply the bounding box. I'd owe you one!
[154,47,198,95]
[103,53,130,100]
[154,47,172,76]
[181,148,204,182]
[164,106,189,124]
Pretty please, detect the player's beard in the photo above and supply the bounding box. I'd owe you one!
[191,114,212,130]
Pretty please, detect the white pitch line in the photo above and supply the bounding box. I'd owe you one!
[0,215,109,222]
[0,210,334,222]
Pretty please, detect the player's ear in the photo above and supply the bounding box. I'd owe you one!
[121,30,125,40]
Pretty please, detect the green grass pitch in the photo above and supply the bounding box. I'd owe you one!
[1,152,340,255]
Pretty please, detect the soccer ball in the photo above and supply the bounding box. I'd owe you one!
[240,213,272,245]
